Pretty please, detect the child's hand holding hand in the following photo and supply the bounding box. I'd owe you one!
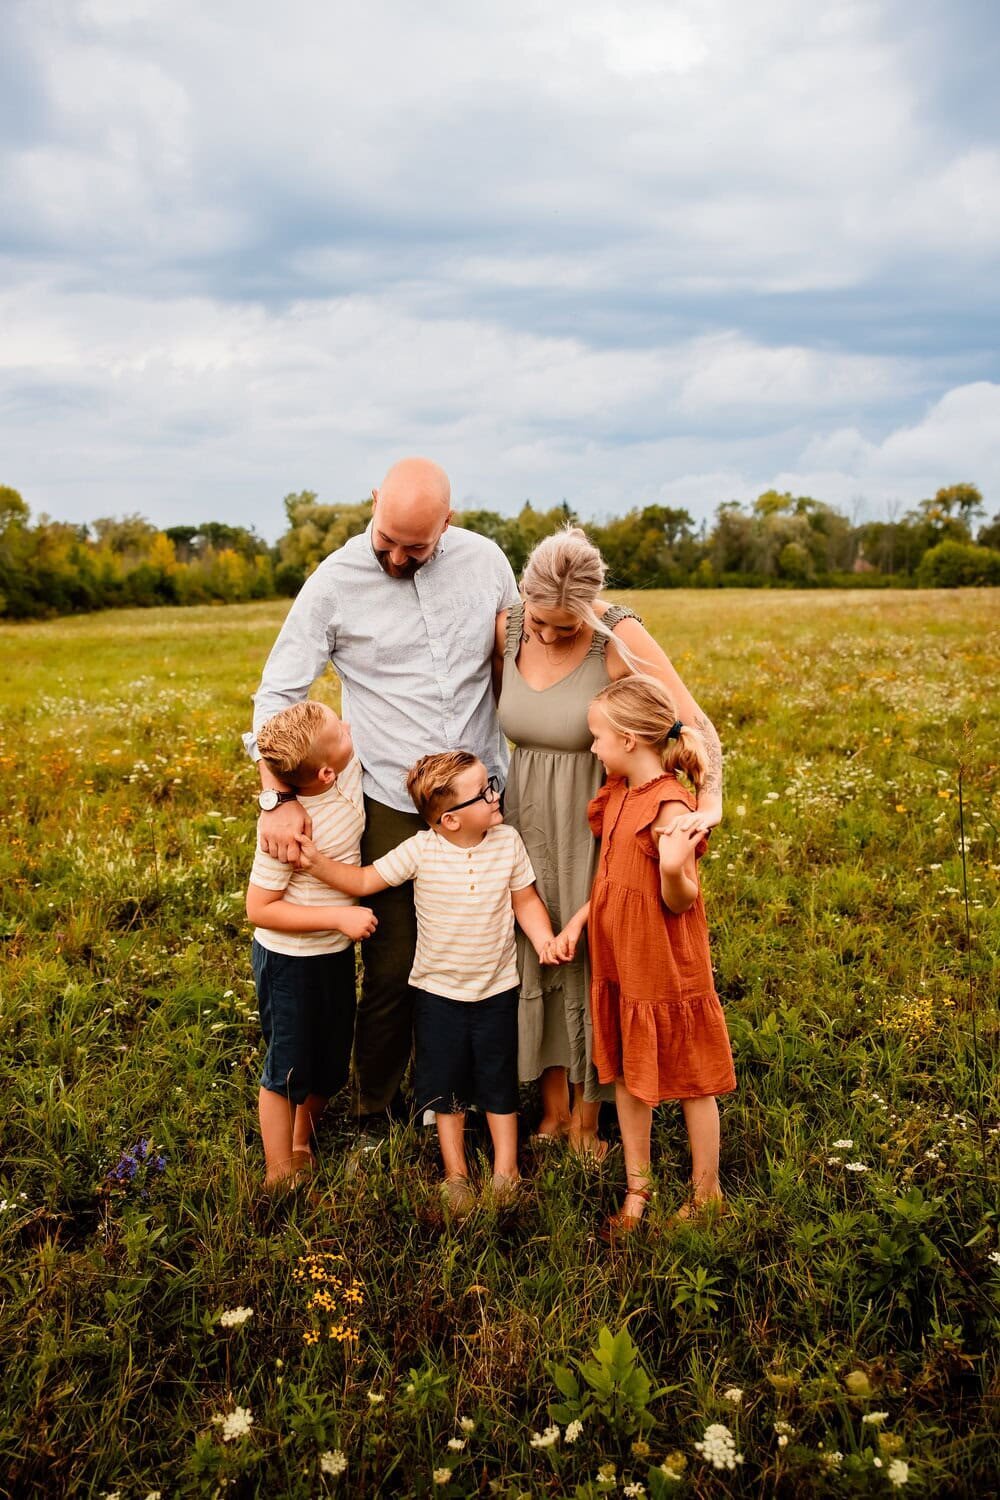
[656,822,701,875]
[337,906,379,941]
[543,916,585,965]
[296,835,325,874]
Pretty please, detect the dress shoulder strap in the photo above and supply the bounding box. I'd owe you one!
[504,599,525,658]
[590,602,642,655]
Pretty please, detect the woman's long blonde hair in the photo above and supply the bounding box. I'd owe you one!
[593,675,708,793]
[520,526,643,666]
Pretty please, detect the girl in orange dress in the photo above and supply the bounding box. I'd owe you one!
[551,675,735,1235]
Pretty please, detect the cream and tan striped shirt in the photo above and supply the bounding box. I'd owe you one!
[373,823,535,1001]
[249,756,365,957]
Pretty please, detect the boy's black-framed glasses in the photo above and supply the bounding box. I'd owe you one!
[438,774,501,821]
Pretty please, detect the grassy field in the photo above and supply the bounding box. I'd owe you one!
[1,590,998,1499]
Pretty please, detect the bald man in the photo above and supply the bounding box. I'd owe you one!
[245,459,519,1129]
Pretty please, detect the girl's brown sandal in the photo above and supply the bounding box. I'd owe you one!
[599,1187,653,1244]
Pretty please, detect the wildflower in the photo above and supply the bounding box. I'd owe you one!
[845,1161,870,1173]
[721,1386,743,1406]
[694,1422,744,1471]
[565,1419,583,1442]
[145,1492,162,1499]
[623,1485,646,1497]
[827,1156,843,1165]
[447,1438,466,1452]
[832,1139,854,1149]
[597,1463,617,1482]
[631,1438,650,1458]
[862,1411,889,1426]
[218,1307,253,1328]
[214,1405,253,1442]
[432,1469,452,1486]
[735,804,746,817]
[459,1416,475,1433]
[529,1423,560,1449]
[774,1420,795,1436]
[365,1389,384,1405]
[888,1458,910,1487]
[988,1251,1000,1267]
[844,1370,872,1396]
[659,1452,687,1481]
[822,1450,844,1469]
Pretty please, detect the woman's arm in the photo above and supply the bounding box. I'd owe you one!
[245,884,378,940]
[296,837,389,898]
[606,613,724,827]
[492,609,509,702]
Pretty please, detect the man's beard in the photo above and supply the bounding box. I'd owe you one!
[373,549,424,580]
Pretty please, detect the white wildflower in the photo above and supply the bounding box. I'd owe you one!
[777,1434,789,1448]
[447,1438,466,1452]
[145,1492,162,1499]
[721,1386,743,1406]
[459,1416,474,1432]
[694,1422,744,1471]
[888,1458,910,1487]
[432,1469,452,1485]
[367,1390,386,1405]
[774,1420,795,1436]
[214,1405,253,1442]
[623,1485,646,1497]
[565,1419,583,1443]
[218,1306,253,1328]
[320,1448,348,1476]
[529,1423,560,1449]
[862,1411,889,1426]
[845,1161,870,1173]
[822,1450,844,1469]
[832,1139,854,1149]
[988,1251,1000,1267]
[873,1456,883,1467]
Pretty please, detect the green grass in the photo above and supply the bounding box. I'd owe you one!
[1,591,998,1498]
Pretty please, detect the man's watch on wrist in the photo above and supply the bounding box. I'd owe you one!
[258,789,300,812]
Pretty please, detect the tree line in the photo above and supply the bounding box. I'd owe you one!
[2,480,998,620]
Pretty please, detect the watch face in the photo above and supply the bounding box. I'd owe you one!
[258,790,279,811]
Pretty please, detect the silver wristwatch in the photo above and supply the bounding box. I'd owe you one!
[257,789,299,812]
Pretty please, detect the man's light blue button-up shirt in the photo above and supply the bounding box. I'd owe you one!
[244,524,519,812]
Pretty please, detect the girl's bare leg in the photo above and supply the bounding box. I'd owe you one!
[536,1065,572,1138]
[614,1079,653,1217]
[681,1095,722,1205]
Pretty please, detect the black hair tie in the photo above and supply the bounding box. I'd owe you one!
[667,720,683,741]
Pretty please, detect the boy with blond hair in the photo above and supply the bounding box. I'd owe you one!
[298,749,559,1215]
[246,701,376,1189]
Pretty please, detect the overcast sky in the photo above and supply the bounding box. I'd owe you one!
[3,0,999,538]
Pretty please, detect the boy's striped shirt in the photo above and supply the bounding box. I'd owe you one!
[373,823,535,1001]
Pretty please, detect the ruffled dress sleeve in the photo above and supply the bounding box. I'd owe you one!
[587,778,619,838]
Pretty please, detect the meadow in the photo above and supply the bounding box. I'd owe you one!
[1,590,997,1499]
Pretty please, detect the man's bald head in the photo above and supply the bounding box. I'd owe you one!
[371,457,453,578]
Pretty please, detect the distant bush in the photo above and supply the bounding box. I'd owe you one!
[917,541,1000,587]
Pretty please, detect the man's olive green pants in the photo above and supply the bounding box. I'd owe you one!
[353,795,424,1118]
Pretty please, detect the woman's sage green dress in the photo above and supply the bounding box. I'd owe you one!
[498,600,638,1101]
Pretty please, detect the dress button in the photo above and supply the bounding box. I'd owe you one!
[470,885,475,891]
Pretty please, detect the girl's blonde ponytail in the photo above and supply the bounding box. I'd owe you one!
[593,675,708,793]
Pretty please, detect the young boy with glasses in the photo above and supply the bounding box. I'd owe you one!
[297,749,560,1215]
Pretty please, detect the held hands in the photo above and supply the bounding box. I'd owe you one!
[656,807,717,838]
[540,918,585,966]
[337,905,379,942]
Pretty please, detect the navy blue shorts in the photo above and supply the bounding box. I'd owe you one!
[252,940,357,1104]
[412,986,519,1116]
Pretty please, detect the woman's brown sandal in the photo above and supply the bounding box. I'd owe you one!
[600,1187,653,1243]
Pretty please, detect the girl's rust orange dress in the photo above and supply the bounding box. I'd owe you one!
[587,773,736,1107]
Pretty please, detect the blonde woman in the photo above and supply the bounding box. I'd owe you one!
[495,527,723,1156]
